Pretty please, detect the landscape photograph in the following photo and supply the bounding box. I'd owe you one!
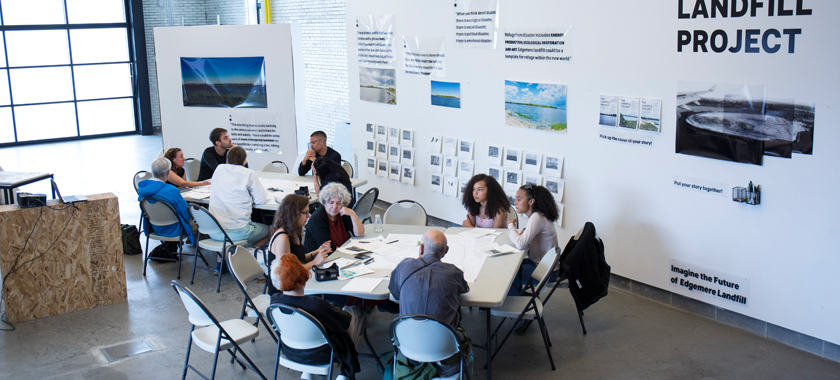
[360,67,396,105]
[431,81,461,108]
[505,80,567,133]
[181,57,267,108]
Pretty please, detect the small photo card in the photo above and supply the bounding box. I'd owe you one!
[504,147,522,169]
[401,129,414,146]
[430,153,443,173]
[442,155,458,177]
[458,139,474,159]
[401,147,415,165]
[388,126,400,144]
[376,124,387,141]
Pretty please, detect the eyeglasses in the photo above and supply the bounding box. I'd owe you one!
[308,139,324,147]
[300,210,310,215]
[523,184,534,190]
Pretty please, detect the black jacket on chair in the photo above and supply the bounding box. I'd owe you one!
[559,222,610,311]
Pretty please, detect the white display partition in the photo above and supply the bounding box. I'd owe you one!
[346,0,840,346]
[154,24,306,171]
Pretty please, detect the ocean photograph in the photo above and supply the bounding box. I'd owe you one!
[431,81,460,108]
[360,67,396,105]
[599,114,617,127]
[181,57,267,108]
[505,80,567,133]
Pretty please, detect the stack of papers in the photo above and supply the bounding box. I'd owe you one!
[338,236,401,255]
[458,229,496,238]
[478,243,517,257]
[182,187,211,199]
[340,278,383,292]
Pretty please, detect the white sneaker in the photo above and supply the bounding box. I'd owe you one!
[300,373,312,380]
[336,375,349,380]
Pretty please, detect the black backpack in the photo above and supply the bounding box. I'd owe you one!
[120,224,143,255]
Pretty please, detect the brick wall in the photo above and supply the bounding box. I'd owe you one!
[205,0,249,25]
[142,0,211,130]
[269,0,350,145]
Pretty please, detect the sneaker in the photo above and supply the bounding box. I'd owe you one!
[213,264,229,275]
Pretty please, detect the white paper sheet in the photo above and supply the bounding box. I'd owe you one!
[458,228,495,238]
[341,278,384,292]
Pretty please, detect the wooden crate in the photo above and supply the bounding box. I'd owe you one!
[0,193,127,324]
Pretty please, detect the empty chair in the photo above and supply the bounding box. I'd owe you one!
[140,197,207,281]
[156,148,165,158]
[266,304,340,380]
[262,161,289,173]
[188,204,248,292]
[489,247,561,370]
[383,200,427,226]
[226,245,276,342]
[184,158,200,181]
[390,314,464,380]
[341,160,354,178]
[171,281,266,380]
[353,187,379,224]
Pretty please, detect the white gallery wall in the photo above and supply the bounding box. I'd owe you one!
[154,24,306,170]
[346,0,840,345]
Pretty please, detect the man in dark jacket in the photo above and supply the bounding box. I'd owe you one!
[298,130,342,175]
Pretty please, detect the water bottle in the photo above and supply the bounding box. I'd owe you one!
[373,214,383,233]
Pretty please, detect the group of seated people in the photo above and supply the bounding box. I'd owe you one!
[138,126,562,379]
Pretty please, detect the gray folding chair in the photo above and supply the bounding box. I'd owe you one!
[341,160,354,178]
[353,187,379,224]
[262,161,289,173]
[171,280,266,380]
[226,245,276,342]
[184,158,200,181]
[140,197,207,281]
[188,204,248,292]
[390,314,463,380]
[383,200,427,226]
[266,304,338,380]
[133,170,153,230]
[489,247,561,371]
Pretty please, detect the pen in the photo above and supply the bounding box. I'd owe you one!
[386,240,399,244]
[363,258,375,265]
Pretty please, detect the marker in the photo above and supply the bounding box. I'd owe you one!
[363,258,375,265]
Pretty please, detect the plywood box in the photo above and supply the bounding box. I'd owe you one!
[0,193,127,324]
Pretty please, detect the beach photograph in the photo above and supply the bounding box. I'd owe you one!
[431,81,461,109]
[360,66,396,105]
[181,57,266,108]
[505,80,567,133]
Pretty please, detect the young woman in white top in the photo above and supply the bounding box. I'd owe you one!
[507,184,559,294]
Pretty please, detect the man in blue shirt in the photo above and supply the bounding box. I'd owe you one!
[137,157,195,245]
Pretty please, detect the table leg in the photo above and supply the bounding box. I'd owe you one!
[486,307,492,380]
[50,175,56,199]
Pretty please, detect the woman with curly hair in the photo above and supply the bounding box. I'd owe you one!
[461,174,509,228]
[508,184,559,294]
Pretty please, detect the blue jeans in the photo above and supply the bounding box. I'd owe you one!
[209,222,268,246]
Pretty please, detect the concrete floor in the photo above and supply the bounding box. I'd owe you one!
[1,135,839,379]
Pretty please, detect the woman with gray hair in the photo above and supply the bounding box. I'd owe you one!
[304,182,365,252]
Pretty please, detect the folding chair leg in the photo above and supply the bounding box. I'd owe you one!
[258,313,278,342]
[229,341,267,380]
[143,235,151,277]
[216,250,224,293]
[228,348,246,368]
[363,323,384,373]
[191,247,200,285]
[578,310,587,335]
[273,336,282,380]
[535,315,556,370]
[176,241,184,280]
[211,334,222,380]
[182,326,195,380]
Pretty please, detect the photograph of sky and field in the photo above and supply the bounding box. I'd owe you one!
[360,67,396,105]
[505,80,567,133]
[431,81,461,109]
[181,57,266,108]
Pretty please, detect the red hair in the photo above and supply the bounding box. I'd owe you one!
[273,254,309,291]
